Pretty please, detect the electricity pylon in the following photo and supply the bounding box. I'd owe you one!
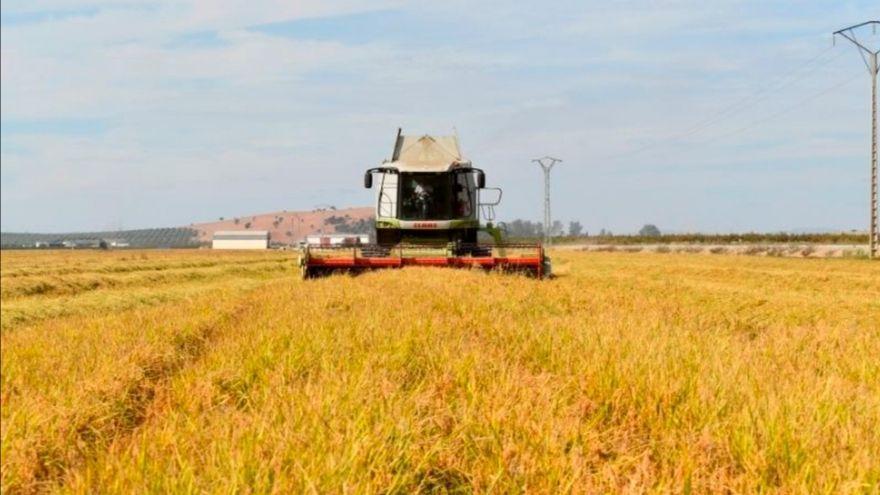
[532,156,562,246]
[835,21,879,258]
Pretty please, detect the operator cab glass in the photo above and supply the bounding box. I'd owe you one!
[372,169,478,221]
[395,172,476,221]
[377,172,398,218]
[400,174,449,220]
[454,171,476,218]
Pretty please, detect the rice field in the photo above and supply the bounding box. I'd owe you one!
[1,249,879,493]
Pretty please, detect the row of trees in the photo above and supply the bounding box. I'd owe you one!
[0,228,202,249]
[502,219,560,238]
[498,221,868,245]
[324,215,374,234]
[501,219,662,238]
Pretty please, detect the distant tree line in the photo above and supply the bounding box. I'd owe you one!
[500,219,587,238]
[498,220,866,245]
[0,228,202,249]
[323,215,374,234]
[578,231,869,245]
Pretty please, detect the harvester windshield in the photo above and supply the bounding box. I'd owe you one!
[398,173,474,220]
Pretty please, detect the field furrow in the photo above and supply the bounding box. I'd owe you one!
[0,252,294,331]
[0,258,292,301]
[0,253,286,279]
[1,278,291,491]
[1,250,878,493]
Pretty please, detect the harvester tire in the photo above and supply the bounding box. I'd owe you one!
[471,245,493,257]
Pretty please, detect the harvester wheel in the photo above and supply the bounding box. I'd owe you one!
[452,243,492,257]
[302,264,323,279]
[471,245,493,257]
[541,256,553,279]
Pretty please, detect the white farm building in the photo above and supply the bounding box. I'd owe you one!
[212,230,269,250]
[305,233,370,247]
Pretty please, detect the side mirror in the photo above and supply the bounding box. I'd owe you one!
[364,172,373,189]
[476,171,486,189]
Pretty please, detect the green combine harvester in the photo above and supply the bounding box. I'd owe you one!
[301,129,551,278]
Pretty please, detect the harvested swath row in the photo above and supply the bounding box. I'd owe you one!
[0,250,203,275]
[563,254,880,328]
[0,251,289,279]
[0,267,296,332]
[1,257,293,300]
[0,248,247,265]
[0,279,286,493]
[63,255,880,493]
[0,249,173,264]
[1,249,286,276]
[2,252,878,492]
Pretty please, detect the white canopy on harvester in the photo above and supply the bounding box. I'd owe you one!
[385,132,472,173]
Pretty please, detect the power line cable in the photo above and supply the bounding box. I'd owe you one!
[641,70,863,166]
[672,47,843,141]
[676,45,839,137]
[693,70,863,146]
[602,44,843,162]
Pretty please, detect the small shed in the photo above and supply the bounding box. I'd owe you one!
[305,233,370,247]
[104,238,130,248]
[212,230,269,250]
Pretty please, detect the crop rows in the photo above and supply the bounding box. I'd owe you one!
[1,250,878,493]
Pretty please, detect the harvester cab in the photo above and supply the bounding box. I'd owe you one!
[365,129,496,250]
[300,129,551,279]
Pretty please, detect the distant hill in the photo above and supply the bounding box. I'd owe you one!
[189,206,374,244]
[1,207,375,249]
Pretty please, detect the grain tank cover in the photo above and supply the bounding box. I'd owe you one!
[387,133,471,173]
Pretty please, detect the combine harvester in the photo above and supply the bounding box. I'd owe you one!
[300,129,551,279]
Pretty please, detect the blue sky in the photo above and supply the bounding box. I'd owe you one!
[1,1,878,233]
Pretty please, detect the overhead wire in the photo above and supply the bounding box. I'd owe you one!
[601,43,845,162]
[675,45,839,138]
[636,69,864,167]
[691,70,863,147]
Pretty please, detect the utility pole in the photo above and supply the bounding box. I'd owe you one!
[531,156,562,246]
[835,21,879,259]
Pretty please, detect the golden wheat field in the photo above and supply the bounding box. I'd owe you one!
[1,249,878,494]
